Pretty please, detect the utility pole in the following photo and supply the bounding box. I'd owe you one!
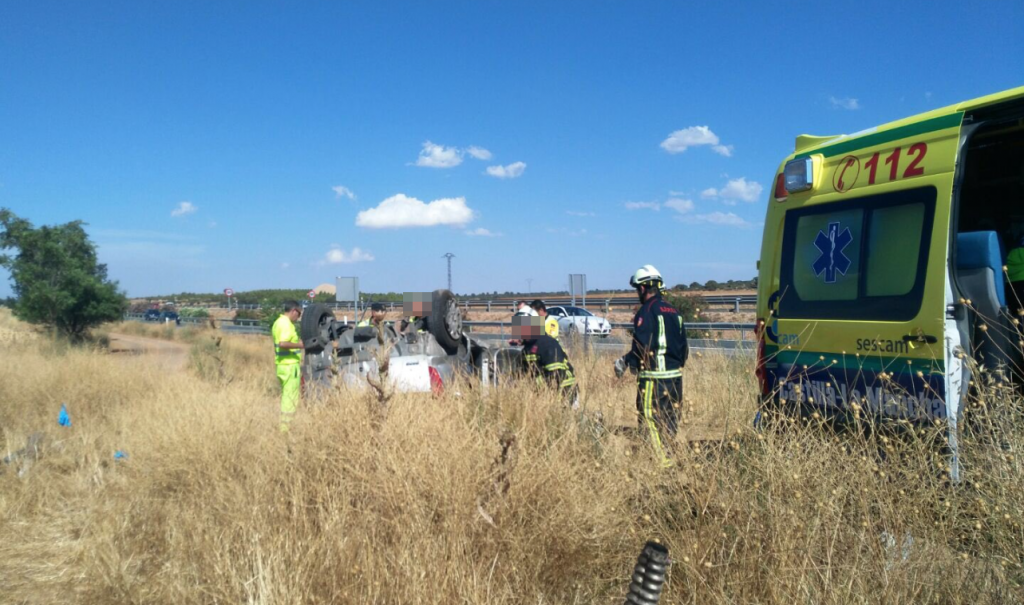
[443,253,455,291]
[526,278,533,293]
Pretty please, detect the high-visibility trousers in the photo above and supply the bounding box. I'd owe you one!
[276,363,301,432]
[636,376,682,468]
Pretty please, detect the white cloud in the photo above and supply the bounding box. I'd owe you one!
[624,201,660,211]
[466,227,502,237]
[829,96,861,110]
[680,211,752,228]
[711,144,734,157]
[660,126,732,156]
[324,246,374,264]
[466,146,492,160]
[566,210,596,217]
[355,193,475,229]
[414,141,463,168]
[332,185,356,201]
[664,198,694,214]
[170,201,197,217]
[486,161,527,179]
[702,177,763,204]
[719,177,763,204]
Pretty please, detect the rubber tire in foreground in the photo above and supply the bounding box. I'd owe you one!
[300,303,336,353]
[430,289,463,353]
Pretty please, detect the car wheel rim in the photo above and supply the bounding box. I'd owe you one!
[318,312,332,341]
[445,300,462,338]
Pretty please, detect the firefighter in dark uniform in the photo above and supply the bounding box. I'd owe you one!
[514,309,579,408]
[614,264,688,468]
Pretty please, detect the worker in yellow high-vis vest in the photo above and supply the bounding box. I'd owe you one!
[272,300,305,432]
[357,302,388,328]
[530,299,560,341]
[1008,236,1024,316]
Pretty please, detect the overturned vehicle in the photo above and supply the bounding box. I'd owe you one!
[299,289,522,393]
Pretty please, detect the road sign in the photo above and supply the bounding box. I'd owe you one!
[569,274,587,307]
[336,277,359,303]
[224,288,234,297]
[308,290,316,299]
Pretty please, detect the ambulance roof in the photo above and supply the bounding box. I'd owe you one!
[791,85,1024,159]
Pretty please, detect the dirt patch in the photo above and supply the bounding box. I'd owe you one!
[108,333,190,371]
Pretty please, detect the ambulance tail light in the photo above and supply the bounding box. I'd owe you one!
[754,318,769,396]
[773,174,788,202]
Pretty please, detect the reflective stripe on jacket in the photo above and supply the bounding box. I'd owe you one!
[625,294,688,379]
[522,335,577,390]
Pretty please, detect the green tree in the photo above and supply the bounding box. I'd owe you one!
[0,209,127,340]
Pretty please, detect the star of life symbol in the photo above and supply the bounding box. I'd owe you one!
[812,221,852,283]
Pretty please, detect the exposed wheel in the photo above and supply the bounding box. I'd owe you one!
[300,304,336,352]
[430,289,463,353]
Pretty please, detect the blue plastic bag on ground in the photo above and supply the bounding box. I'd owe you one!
[58,403,71,427]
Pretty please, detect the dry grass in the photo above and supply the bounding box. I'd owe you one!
[0,312,1021,603]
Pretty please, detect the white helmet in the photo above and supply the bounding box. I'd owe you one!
[514,307,538,317]
[629,264,663,288]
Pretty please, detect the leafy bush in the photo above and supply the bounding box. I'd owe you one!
[662,291,709,322]
[662,292,711,339]
[0,209,127,340]
[233,309,265,325]
[179,307,210,319]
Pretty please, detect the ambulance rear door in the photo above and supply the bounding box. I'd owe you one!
[773,111,963,422]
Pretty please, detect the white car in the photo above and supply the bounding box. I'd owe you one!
[547,306,612,337]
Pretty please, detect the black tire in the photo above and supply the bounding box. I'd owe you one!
[300,304,336,353]
[430,289,463,353]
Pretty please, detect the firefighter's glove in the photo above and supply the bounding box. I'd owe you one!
[614,356,627,379]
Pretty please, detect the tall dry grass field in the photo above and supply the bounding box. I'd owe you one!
[1,312,1022,603]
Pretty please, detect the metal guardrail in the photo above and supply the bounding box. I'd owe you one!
[206,294,756,313]
[462,319,754,356]
[121,314,756,354]
[123,313,271,335]
[463,319,755,338]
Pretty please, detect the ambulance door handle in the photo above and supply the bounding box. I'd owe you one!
[902,333,938,345]
[946,303,966,321]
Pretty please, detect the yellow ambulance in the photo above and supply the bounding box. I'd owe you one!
[756,85,1024,451]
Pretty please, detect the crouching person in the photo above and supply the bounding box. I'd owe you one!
[513,308,579,408]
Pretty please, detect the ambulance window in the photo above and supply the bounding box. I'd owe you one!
[865,203,926,297]
[779,186,936,321]
[790,208,863,302]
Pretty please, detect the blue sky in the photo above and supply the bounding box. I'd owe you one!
[1,1,1021,297]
